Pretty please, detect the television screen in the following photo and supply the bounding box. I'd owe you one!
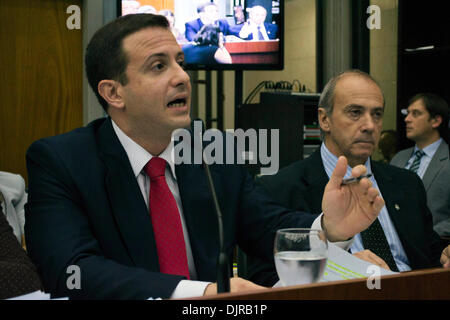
[119,0,284,70]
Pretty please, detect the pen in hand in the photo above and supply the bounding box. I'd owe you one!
[341,173,373,185]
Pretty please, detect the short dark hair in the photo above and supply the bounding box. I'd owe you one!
[85,14,169,112]
[409,93,450,139]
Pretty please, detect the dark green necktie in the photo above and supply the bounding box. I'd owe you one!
[360,218,399,272]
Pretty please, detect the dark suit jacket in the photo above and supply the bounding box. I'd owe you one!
[247,148,444,286]
[185,18,239,42]
[242,23,278,40]
[24,118,316,299]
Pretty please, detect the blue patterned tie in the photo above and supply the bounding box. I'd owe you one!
[408,149,425,173]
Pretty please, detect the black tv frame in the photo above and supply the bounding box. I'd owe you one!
[117,0,285,71]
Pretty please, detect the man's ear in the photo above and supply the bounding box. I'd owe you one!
[98,80,125,110]
[318,107,331,133]
[431,115,442,129]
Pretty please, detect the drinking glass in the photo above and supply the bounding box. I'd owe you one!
[274,228,328,286]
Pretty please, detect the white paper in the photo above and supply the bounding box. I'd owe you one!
[6,290,68,300]
[321,242,397,282]
[273,242,398,287]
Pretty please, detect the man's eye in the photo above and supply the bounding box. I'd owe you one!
[178,60,186,69]
[374,110,384,117]
[152,63,165,71]
[349,109,361,118]
[373,111,384,120]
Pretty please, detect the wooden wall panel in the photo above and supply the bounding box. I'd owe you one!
[0,0,82,184]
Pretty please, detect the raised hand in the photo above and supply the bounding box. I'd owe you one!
[321,156,385,242]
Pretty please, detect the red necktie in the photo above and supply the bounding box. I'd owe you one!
[144,157,190,279]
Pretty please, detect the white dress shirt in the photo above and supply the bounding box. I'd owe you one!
[0,171,27,244]
[404,138,442,179]
[112,120,210,298]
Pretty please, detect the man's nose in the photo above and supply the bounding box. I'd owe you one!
[404,113,411,123]
[172,64,190,87]
[361,113,376,132]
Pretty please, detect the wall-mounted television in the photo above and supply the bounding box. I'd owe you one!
[118,0,284,70]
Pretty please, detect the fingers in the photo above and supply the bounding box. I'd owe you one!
[204,283,217,296]
[204,278,267,296]
[440,245,450,267]
[372,195,385,214]
[366,186,378,199]
[229,277,267,293]
[353,250,391,271]
[351,164,367,178]
[364,186,384,220]
[328,156,348,190]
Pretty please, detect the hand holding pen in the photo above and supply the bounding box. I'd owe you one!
[342,173,373,185]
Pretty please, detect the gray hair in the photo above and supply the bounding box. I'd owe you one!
[318,69,385,140]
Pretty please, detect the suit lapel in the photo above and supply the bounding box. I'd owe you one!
[292,149,328,213]
[97,119,159,271]
[398,147,414,168]
[422,141,449,191]
[370,161,412,245]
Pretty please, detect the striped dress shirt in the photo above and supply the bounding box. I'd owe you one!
[320,144,411,271]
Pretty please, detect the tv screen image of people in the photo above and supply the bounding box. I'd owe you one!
[120,0,284,70]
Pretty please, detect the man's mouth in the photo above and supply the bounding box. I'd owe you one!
[167,98,186,108]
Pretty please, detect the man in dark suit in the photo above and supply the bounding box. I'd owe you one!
[185,2,239,42]
[25,15,385,299]
[247,70,449,286]
[238,5,278,40]
[390,93,450,236]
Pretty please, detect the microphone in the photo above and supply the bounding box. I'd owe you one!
[191,119,231,293]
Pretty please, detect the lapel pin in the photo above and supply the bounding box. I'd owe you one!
[394,204,400,211]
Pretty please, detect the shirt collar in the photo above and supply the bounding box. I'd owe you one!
[414,138,442,158]
[249,21,265,29]
[111,119,177,180]
[320,143,372,179]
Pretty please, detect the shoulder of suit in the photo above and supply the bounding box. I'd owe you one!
[374,159,423,184]
[437,139,449,156]
[391,147,414,162]
[27,118,106,155]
